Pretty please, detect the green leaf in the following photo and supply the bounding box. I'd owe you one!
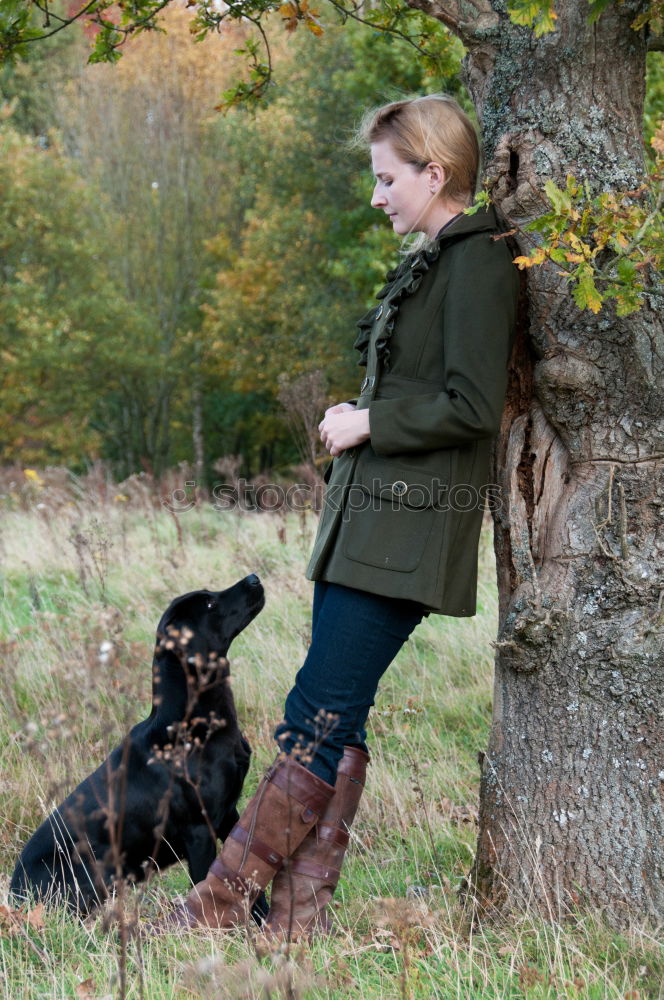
[507,0,558,37]
[524,209,558,235]
[616,258,637,284]
[573,268,603,314]
[543,178,572,216]
[464,190,491,216]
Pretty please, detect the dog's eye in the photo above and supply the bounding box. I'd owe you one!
[207,600,216,610]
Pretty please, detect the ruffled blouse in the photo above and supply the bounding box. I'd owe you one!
[352,240,444,371]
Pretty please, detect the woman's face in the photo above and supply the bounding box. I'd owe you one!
[370,139,440,238]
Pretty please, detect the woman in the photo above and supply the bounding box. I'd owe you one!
[172,95,519,936]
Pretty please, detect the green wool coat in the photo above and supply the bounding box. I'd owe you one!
[306,206,519,615]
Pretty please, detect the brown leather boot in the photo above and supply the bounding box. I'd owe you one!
[168,754,334,930]
[265,745,369,940]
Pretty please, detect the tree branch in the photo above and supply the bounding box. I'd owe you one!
[406,0,461,33]
[326,0,447,63]
[19,0,99,46]
[32,0,69,27]
[406,0,499,43]
[93,0,173,54]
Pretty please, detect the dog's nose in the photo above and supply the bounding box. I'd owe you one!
[246,574,261,588]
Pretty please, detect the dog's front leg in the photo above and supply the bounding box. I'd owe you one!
[183,824,218,885]
[216,807,239,843]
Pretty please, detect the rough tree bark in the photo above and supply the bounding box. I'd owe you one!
[409,0,663,921]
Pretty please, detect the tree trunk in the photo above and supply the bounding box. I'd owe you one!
[192,359,206,488]
[413,0,664,921]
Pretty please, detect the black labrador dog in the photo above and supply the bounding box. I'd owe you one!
[11,574,266,918]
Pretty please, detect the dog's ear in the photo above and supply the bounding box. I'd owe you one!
[156,590,211,639]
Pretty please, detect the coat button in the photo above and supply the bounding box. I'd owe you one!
[392,480,407,497]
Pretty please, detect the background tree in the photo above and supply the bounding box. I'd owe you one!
[55,9,253,477]
[0,120,141,465]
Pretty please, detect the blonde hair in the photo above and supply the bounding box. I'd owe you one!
[359,94,480,217]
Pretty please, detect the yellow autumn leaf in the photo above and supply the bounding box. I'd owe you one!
[305,14,324,36]
[24,468,44,486]
[513,247,546,269]
[574,270,603,314]
[279,2,299,31]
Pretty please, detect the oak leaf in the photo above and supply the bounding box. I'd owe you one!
[26,903,46,930]
[75,980,97,1000]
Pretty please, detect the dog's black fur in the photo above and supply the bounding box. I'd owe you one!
[10,574,266,918]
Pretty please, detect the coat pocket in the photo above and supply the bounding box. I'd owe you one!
[340,452,451,574]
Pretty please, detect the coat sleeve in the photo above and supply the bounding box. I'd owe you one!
[368,235,518,455]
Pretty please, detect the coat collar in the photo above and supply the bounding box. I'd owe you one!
[434,204,499,244]
[353,204,501,369]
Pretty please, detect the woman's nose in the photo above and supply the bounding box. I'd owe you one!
[371,183,385,208]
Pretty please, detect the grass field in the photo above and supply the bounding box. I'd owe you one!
[0,475,661,999]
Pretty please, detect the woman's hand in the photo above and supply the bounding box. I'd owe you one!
[319,404,370,457]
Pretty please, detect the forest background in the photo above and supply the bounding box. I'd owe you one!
[0,4,477,484]
[1,4,661,480]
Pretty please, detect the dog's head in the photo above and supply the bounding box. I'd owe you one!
[156,574,265,668]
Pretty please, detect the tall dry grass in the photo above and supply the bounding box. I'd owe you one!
[0,473,661,999]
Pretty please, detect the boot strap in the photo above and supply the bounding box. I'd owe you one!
[229,824,284,870]
[316,822,349,848]
[209,859,255,895]
[269,761,333,817]
[337,747,370,784]
[289,856,341,885]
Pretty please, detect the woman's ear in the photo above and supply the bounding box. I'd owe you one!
[427,162,446,194]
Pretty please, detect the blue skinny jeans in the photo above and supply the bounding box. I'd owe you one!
[273,581,425,785]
